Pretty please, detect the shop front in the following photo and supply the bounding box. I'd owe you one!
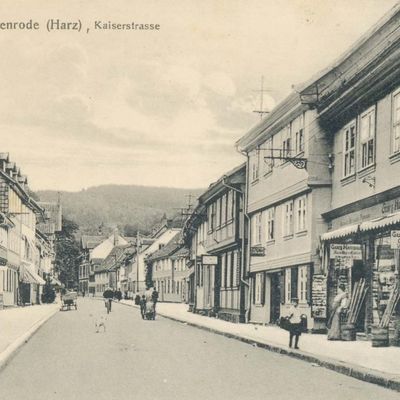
[321,206,400,346]
[20,261,46,305]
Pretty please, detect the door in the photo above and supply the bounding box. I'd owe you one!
[270,272,281,323]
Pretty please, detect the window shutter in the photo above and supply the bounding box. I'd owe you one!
[280,271,285,304]
[306,264,313,305]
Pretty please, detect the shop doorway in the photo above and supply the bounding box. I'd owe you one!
[270,272,281,324]
[352,260,366,332]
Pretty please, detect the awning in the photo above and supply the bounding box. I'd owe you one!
[21,262,46,285]
[321,224,359,241]
[360,211,400,232]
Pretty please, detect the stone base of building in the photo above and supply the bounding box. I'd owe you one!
[217,309,245,324]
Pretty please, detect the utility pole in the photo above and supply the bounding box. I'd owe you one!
[136,230,140,293]
[253,75,272,120]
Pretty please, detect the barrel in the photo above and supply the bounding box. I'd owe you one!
[341,323,356,341]
[371,326,389,347]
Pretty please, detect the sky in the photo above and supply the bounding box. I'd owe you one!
[0,0,399,192]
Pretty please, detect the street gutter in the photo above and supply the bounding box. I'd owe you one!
[0,305,59,372]
[116,300,400,392]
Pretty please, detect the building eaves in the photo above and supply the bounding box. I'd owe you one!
[297,3,400,123]
[146,231,182,262]
[235,92,305,153]
[198,163,246,205]
[0,169,44,215]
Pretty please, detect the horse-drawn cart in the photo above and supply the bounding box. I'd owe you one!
[60,291,78,311]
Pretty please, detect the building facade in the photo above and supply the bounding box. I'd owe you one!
[0,153,45,306]
[236,93,331,329]
[309,6,400,341]
[146,231,189,303]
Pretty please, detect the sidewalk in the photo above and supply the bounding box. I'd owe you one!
[0,303,59,370]
[120,299,400,391]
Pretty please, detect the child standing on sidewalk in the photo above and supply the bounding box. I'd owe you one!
[288,298,302,349]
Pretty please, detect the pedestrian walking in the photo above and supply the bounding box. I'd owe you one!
[139,295,146,319]
[103,287,114,313]
[288,298,302,349]
[151,287,159,315]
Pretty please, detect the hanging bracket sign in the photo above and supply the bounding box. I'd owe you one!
[330,244,362,260]
[390,230,400,250]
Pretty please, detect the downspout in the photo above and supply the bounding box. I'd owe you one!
[234,144,252,323]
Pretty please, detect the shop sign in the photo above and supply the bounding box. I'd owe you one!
[390,230,400,250]
[311,275,327,318]
[330,244,362,260]
[250,246,265,257]
[202,255,218,265]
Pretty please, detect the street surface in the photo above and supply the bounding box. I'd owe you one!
[0,298,398,400]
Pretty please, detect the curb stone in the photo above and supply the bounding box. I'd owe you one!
[0,305,59,372]
[116,299,400,392]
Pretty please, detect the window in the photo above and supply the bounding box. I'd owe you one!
[392,90,400,154]
[283,201,293,237]
[343,121,356,177]
[251,149,260,181]
[252,212,262,245]
[221,194,226,226]
[232,251,239,287]
[298,265,308,303]
[359,107,375,169]
[290,267,298,302]
[266,208,275,241]
[296,196,307,232]
[226,252,232,288]
[282,125,292,161]
[254,272,264,305]
[210,203,216,231]
[221,253,226,287]
[216,198,221,228]
[263,137,273,174]
[285,268,291,303]
[293,114,305,154]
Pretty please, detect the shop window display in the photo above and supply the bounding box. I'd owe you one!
[373,236,399,325]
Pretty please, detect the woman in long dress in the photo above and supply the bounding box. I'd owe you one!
[327,284,349,340]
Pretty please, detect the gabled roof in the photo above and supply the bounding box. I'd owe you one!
[81,235,107,250]
[145,231,182,263]
[170,246,189,260]
[96,244,135,273]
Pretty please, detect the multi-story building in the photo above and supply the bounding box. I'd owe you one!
[201,164,247,322]
[145,231,189,303]
[236,86,331,329]
[79,235,106,295]
[80,230,131,296]
[182,202,206,311]
[182,164,248,322]
[308,5,400,340]
[127,219,180,295]
[0,153,45,306]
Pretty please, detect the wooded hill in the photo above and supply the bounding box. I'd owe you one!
[37,184,204,236]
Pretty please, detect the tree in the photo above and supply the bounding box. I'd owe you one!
[54,217,82,289]
[41,279,56,303]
